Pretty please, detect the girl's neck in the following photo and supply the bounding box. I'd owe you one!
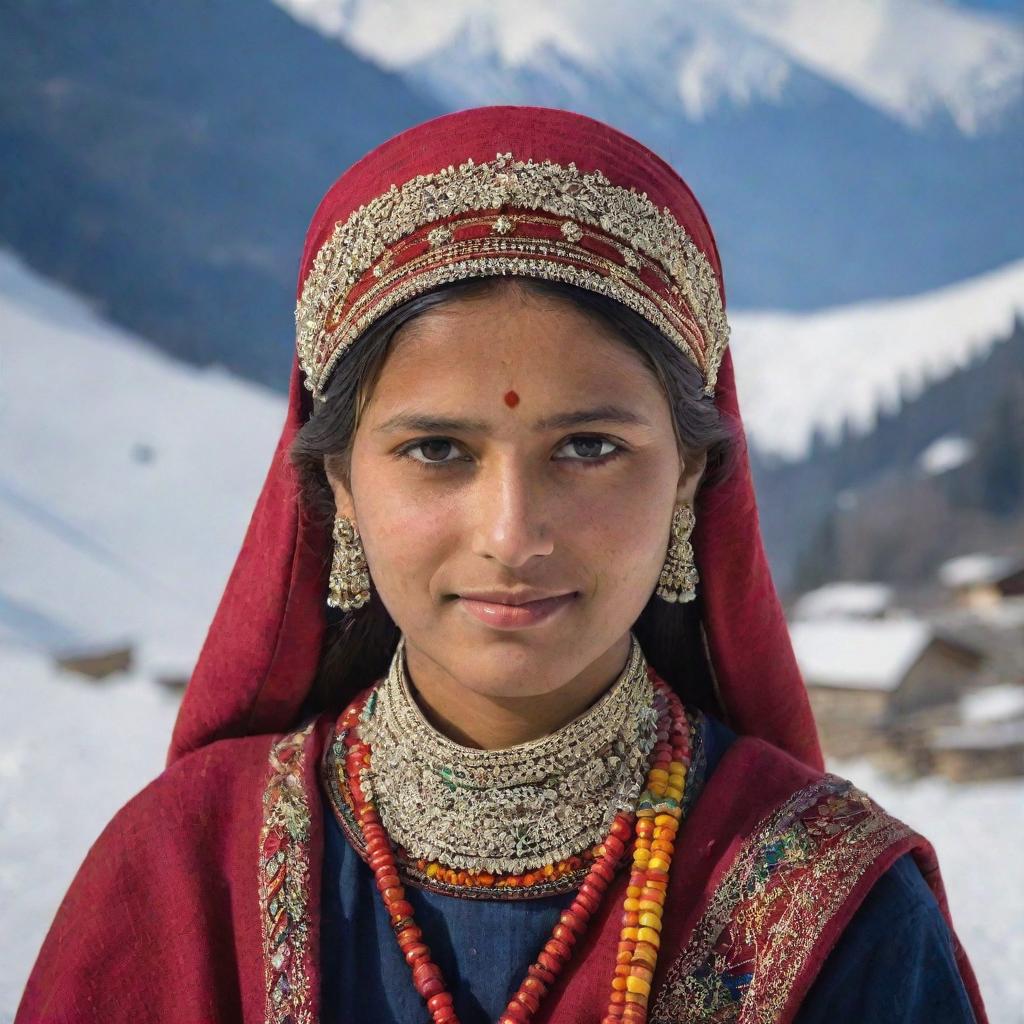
[402,632,635,750]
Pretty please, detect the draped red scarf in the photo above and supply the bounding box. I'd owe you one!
[17,105,987,1024]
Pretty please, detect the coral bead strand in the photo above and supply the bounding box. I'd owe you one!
[344,705,461,1022]
[603,679,691,1024]
[337,677,692,1024]
[496,811,633,1024]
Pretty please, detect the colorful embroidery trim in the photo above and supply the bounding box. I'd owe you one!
[260,721,317,1024]
[650,775,917,1024]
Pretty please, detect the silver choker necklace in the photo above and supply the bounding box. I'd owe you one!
[357,633,658,875]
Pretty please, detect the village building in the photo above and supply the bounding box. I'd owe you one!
[54,642,134,680]
[927,684,1024,782]
[788,616,985,760]
[790,581,893,621]
[938,552,1024,609]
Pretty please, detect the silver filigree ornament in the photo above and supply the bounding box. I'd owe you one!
[327,514,371,611]
[357,633,658,875]
[294,152,730,402]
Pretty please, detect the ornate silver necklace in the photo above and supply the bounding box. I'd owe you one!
[357,632,658,875]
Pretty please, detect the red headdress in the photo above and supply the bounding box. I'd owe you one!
[168,105,823,770]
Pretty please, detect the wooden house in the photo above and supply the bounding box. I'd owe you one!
[938,553,1024,609]
[789,617,985,758]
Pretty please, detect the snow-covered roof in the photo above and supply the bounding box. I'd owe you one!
[790,618,933,691]
[917,435,976,476]
[930,719,1024,752]
[791,582,893,620]
[960,685,1024,725]
[939,553,1023,588]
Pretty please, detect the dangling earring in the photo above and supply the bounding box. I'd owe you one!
[656,501,699,603]
[327,513,372,611]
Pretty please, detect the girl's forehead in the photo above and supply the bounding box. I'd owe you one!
[371,344,657,412]
[383,299,646,376]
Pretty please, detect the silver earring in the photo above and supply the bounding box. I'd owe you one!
[655,501,699,603]
[327,513,372,611]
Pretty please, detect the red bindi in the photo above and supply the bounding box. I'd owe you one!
[503,390,520,408]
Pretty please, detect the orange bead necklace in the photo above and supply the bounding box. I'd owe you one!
[338,669,691,1024]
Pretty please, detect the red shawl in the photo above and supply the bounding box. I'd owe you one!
[16,106,987,1023]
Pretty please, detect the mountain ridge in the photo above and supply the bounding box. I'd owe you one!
[271,0,1024,309]
[275,0,1024,133]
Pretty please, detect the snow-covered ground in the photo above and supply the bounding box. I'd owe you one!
[0,653,179,1020]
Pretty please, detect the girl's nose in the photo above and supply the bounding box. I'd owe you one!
[470,458,554,568]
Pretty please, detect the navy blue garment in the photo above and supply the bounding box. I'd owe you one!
[798,852,976,1023]
[319,714,975,1023]
[320,811,575,1023]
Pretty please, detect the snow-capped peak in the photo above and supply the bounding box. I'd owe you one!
[273,0,1024,133]
[723,0,1024,134]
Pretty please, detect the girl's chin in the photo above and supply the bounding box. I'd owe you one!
[438,646,576,696]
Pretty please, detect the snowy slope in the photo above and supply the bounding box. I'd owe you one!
[1,651,179,1018]
[0,248,286,677]
[729,258,1024,460]
[274,0,1024,133]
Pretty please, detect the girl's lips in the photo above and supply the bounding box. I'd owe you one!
[457,592,577,630]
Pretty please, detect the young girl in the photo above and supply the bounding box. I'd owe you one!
[18,105,986,1024]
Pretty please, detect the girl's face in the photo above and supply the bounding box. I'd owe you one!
[327,282,704,701]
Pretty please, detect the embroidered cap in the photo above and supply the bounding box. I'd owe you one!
[294,108,730,401]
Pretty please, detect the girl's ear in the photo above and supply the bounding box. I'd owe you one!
[324,454,356,521]
[676,448,707,505]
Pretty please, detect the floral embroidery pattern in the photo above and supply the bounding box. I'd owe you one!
[260,721,317,1024]
[651,775,916,1024]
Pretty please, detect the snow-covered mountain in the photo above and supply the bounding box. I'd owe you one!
[276,0,1024,134]
[0,249,285,679]
[0,0,443,393]
[271,1,1022,462]
[730,257,1024,460]
[267,0,1024,314]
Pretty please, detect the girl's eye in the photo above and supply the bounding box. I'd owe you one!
[554,436,621,463]
[398,435,623,470]
[400,438,467,466]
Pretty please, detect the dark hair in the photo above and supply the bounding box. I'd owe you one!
[289,276,738,717]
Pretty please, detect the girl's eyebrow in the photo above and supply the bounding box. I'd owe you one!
[374,405,651,434]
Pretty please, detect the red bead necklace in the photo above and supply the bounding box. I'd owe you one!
[339,672,691,1024]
